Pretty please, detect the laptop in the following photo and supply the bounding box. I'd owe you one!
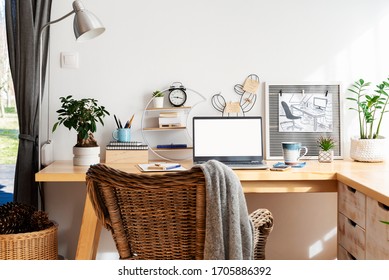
[192,116,268,169]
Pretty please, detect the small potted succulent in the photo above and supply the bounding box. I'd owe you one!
[52,95,110,165]
[317,136,336,163]
[152,90,164,108]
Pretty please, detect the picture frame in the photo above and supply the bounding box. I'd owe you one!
[264,82,343,160]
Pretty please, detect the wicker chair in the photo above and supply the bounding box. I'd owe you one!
[86,163,273,260]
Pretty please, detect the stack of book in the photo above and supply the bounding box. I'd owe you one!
[158,111,185,128]
[105,141,148,150]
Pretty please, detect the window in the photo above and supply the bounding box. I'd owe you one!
[0,0,18,205]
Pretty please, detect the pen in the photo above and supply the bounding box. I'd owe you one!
[165,164,181,170]
[114,115,120,129]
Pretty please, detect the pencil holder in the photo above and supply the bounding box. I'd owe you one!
[113,128,131,142]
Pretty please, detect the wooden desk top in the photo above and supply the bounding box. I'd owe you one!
[35,159,389,205]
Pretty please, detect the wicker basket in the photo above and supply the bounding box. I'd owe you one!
[0,222,58,260]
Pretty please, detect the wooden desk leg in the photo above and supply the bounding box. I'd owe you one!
[75,192,102,260]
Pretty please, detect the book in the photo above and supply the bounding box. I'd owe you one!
[156,144,188,149]
[136,163,187,172]
[106,141,148,150]
[159,111,179,118]
[108,141,145,146]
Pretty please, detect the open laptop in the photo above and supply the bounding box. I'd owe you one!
[192,116,268,169]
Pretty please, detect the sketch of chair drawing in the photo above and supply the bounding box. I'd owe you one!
[280,101,302,131]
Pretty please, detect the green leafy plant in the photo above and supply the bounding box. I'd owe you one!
[317,136,336,151]
[347,78,389,139]
[52,95,110,147]
[381,220,389,225]
[152,90,164,97]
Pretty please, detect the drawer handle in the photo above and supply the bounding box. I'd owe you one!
[378,202,389,211]
[346,186,356,193]
[347,218,357,227]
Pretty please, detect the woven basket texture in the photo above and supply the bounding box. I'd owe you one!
[0,223,58,260]
[86,164,274,260]
[350,137,387,162]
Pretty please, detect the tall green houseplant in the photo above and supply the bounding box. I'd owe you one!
[347,79,389,139]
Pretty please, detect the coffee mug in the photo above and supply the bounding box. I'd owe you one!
[281,142,308,165]
[112,128,131,142]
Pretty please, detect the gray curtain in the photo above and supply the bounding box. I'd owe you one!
[5,0,52,208]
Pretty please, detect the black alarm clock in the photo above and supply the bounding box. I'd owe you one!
[168,82,187,107]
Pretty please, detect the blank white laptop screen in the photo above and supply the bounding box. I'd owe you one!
[193,116,264,164]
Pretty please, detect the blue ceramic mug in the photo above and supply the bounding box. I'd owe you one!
[112,128,131,142]
[281,142,308,165]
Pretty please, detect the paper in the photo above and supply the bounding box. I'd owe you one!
[243,78,259,94]
[225,102,241,114]
[136,163,187,172]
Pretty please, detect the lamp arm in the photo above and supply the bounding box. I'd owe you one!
[40,10,75,35]
[38,9,75,169]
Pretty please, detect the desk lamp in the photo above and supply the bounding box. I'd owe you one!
[38,1,105,169]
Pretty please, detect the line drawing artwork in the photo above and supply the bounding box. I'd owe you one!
[278,93,333,133]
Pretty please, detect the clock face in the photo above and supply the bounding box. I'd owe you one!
[168,89,187,107]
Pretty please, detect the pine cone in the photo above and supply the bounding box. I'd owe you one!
[30,211,54,231]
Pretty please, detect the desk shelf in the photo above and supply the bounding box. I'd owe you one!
[141,86,206,162]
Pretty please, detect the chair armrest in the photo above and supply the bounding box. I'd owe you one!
[249,208,274,260]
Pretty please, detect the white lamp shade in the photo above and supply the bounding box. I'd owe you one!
[73,9,105,42]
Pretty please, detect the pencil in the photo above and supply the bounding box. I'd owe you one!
[128,114,135,128]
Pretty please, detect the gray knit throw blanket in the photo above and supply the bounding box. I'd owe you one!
[196,160,254,260]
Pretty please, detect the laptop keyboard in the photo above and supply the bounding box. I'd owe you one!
[223,162,268,169]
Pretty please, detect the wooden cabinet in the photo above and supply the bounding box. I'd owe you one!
[337,182,366,259]
[338,182,389,260]
[366,196,389,259]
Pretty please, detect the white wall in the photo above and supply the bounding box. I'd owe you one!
[44,0,389,259]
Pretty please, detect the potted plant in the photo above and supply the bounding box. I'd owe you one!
[317,136,336,163]
[347,78,389,162]
[52,95,110,165]
[152,90,164,108]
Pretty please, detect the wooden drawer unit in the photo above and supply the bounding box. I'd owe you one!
[366,196,389,259]
[338,213,366,259]
[338,244,357,260]
[338,182,366,228]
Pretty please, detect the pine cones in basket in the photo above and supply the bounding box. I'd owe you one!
[0,202,54,234]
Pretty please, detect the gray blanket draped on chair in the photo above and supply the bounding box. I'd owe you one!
[196,160,254,259]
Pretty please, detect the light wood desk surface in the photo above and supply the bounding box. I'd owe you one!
[36,159,389,259]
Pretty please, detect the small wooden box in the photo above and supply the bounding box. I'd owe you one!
[105,150,148,164]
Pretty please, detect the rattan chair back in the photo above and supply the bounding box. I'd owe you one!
[86,164,206,260]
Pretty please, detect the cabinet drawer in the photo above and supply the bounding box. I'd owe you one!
[338,182,366,227]
[366,196,389,259]
[337,244,357,260]
[338,213,365,260]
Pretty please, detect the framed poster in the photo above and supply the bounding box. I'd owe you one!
[265,82,343,160]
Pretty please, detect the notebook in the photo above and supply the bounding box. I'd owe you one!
[192,116,268,169]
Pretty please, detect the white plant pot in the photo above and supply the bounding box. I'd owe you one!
[73,146,100,166]
[350,136,387,162]
[153,96,164,108]
[318,150,334,163]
